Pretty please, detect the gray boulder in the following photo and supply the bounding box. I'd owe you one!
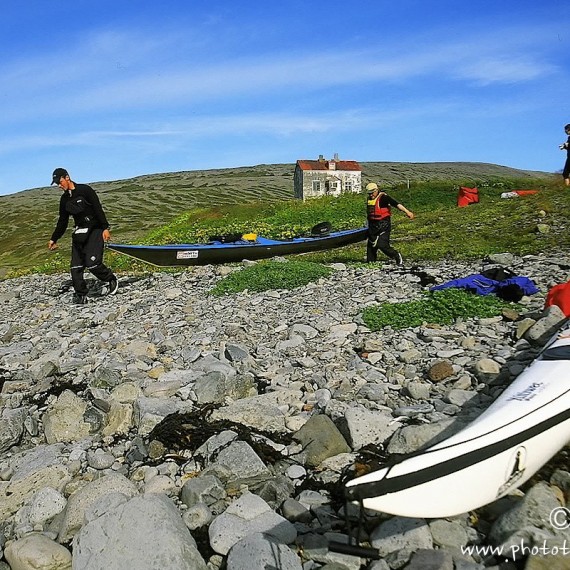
[209,492,296,555]
[0,408,26,453]
[73,493,207,570]
[292,414,350,467]
[58,473,138,543]
[226,532,302,570]
[5,533,72,570]
[524,306,567,345]
[489,482,566,544]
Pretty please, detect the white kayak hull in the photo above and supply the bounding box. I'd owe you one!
[345,320,570,518]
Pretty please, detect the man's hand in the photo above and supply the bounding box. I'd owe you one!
[102,229,111,242]
[48,240,58,250]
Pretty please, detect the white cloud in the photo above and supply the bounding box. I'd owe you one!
[455,56,557,85]
[0,92,545,159]
[0,22,560,126]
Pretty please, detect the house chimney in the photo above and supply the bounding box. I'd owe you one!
[318,154,325,162]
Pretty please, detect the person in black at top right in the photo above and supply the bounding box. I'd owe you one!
[48,168,118,304]
[559,123,570,187]
[366,182,414,264]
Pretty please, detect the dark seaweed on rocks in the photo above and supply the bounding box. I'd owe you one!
[25,378,88,407]
[147,407,294,465]
[351,443,391,475]
[0,368,11,393]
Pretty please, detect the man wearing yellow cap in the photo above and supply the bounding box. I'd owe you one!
[366,182,414,264]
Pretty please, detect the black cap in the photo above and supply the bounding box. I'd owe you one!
[51,168,68,185]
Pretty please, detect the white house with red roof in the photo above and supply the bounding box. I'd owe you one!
[294,154,362,200]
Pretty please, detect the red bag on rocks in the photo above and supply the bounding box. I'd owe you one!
[544,280,570,317]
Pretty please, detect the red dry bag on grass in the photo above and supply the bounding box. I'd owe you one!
[457,186,479,208]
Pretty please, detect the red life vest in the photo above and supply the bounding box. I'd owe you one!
[367,193,391,220]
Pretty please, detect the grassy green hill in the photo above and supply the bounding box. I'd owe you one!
[0,161,558,277]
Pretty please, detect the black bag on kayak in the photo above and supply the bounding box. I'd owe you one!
[208,233,243,243]
[310,221,332,236]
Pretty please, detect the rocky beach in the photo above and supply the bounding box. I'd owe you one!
[0,251,569,570]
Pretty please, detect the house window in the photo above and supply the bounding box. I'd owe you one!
[328,181,340,195]
[345,180,353,193]
[312,180,321,194]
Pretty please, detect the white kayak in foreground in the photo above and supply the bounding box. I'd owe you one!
[345,320,570,518]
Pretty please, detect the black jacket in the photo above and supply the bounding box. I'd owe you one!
[51,184,110,243]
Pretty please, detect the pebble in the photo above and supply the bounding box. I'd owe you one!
[0,251,569,569]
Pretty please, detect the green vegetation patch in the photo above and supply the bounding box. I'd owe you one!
[146,191,364,245]
[145,177,569,264]
[210,260,333,296]
[362,288,519,330]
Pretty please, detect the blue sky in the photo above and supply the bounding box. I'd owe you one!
[1,1,568,196]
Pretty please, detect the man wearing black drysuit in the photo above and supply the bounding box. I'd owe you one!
[48,168,118,304]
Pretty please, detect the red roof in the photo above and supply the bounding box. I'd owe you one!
[296,160,361,171]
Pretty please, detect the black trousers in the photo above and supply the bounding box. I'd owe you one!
[367,219,400,263]
[70,229,114,295]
